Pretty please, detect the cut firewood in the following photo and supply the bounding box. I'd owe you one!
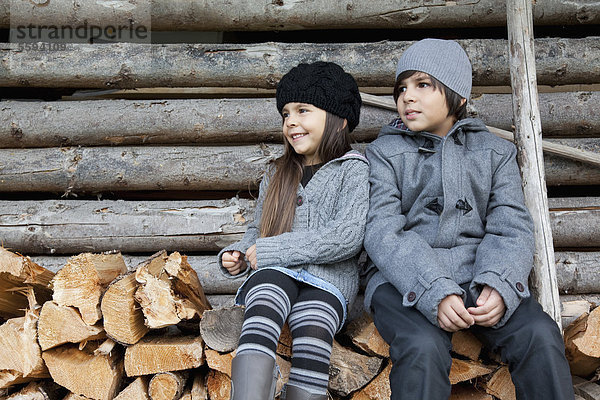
[62,394,92,400]
[205,349,234,377]
[93,339,118,356]
[199,306,244,353]
[38,301,105,351]
[565,307,600,377]
[451,331,483,361]
[343,312,390,358]
[114,376,149,400]
[0,248,54,319]
[42,342,124,400]
[562,300,592,330]
[449,358,494,385]
[573,376,600,400]
[0,291,49,389]
[276,355,292,396]
[206,370,229,400]
[135,251,202,329]
[163,252,211,314]
[190,370,208,400]
[51,252,127,325]
[328,340,383,397]
[450,383,494,400]
[483,366,516,400]
[4,380,63,400]
[148,371,188,400]
[350,362,392,400]
[276,323,293,359]
[124,335,204,377]
[101,272,149,345]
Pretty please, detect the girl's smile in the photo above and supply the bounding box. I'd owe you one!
[282,102,327,164]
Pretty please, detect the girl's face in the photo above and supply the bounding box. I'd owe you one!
[281,102,327,165]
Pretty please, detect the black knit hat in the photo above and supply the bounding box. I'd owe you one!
[276,62,362,132]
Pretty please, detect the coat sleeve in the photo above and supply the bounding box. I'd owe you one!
[217,169,271,279]
[254,161,369,269]
[470,144,535,327]
[364,143,464,326]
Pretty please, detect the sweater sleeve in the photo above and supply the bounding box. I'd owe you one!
[254,161,369,269]
[217,169,270,279]
[471,144,534,327]
[364,143,464,326]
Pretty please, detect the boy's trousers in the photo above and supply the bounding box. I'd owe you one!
[371,282,574,400]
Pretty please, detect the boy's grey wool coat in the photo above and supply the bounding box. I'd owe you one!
[364,118,535,328]
[218,150,370,309]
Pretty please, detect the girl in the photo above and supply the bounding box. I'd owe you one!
[218,61,369,400]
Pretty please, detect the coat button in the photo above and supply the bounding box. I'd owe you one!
[297,195,303,206]
[516,282,525,292]
[407,292,416,302]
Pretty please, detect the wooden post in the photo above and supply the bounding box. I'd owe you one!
[506,0,562,327]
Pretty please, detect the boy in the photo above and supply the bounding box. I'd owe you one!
[363,38,574,399]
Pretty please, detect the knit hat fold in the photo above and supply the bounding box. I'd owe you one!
[276,62,362,132]
[395,39,472,99]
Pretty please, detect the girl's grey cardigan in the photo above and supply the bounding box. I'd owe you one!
[218,150,370,308]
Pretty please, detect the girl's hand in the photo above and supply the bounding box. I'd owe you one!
[467,286,506,327]
[222,251,247,275]
[246,244,258,270]
[437,294,475,332]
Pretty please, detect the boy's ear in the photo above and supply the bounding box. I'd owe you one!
[342,119,348,129]
[460,98,467,106]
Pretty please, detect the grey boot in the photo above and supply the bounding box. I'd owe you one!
[230,352,278,400]
[284,385,328,400]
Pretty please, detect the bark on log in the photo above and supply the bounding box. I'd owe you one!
[38,301,106,351]
[0,307,49,389]
[508,0,561,325]
[4,380,63,400]
[1,38,599,89]
[328,340,383,397]
[42,342,124,400]
[51,253,127,325]
[199,306,244,353]
[2,0,598,30]
[3,92,598,149]
[0,144,598,195]
[124,335,204,377]
[549,198,600,249]
[0,199,250,254]
[555,252,600,294]
[0,248,54,319]
[100,272,149,345]
[114,377,149,400]
[148,372,188,400]
[562,300,592,330]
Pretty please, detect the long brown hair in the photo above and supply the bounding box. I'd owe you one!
[259,112,351,238]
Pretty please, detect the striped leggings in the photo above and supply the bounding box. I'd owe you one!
[236,269,344,396]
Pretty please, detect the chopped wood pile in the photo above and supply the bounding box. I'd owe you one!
[1,247,599,400]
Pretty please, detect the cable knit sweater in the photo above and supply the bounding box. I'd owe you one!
[218,150,370,308]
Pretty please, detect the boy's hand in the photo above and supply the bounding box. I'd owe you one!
[222,251,247,275]
[437,294,475,332]
[246,244,258,270]
[467,286,506,327]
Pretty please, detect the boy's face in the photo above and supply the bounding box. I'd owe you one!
[396,72,456,137]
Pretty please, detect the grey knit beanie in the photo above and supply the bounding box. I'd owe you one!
[395,38,472,99]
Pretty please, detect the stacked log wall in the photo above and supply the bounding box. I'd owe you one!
[1,1,599,398]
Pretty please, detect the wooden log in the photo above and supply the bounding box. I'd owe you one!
[37,301,106,351]
[1,38,599,89]
[51,253,127,325]
[449,359,494,385]
[450,384,494,400]
[199,306,244,353]
[451,331,483,361]
[206,370,229,400]
[564,306,600,377]
[350,362,391,400]
[190,371,208,400]
[342,312,389,358]
[549,198,600,249]
[205,349,234,377]
[62,394,92,400]
[508,0,561,326]
[562,300,592,329]
[163,252,211,315]
[0,248,54,319]
[276,323,293,359]
[0,304,49,389]
[0,199,250,255]
[4,92,599,149]
[42,342,124,400]
[4,380,63,400]
[100,272,149,345]
[573,376,600,400]
[114,377,149,400]
[328,340,383,397]
[3,0,598,30]
[555,252,600,294]
[148,371,188,400]
[124,335,204,376]
[483,366,516,400]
